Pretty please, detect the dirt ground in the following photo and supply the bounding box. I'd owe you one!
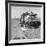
[11,18,41,40]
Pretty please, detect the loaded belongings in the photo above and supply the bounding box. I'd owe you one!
[20,12,41,29]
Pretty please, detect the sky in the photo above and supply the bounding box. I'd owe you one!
[11,5,43,19]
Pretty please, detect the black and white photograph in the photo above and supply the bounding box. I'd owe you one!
[6,1,45,45]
